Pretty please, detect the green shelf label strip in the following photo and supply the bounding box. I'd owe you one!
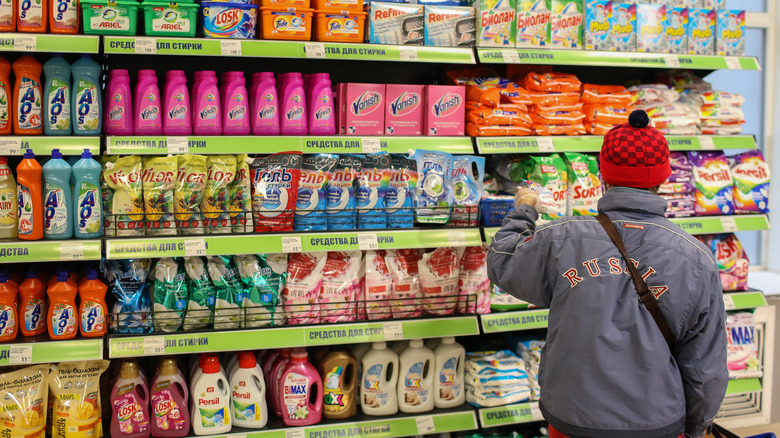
[479,402,543,427]
[0,339,103,366]
[0,240,101,263]
[0,33,100,53]
[476,135,757,154]
[724,291,767,311]
[725,378,762,396]
[0,136,101,156]
[481,309,549,333]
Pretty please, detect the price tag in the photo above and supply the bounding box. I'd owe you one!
[723,294,736,311]
[415,416,436,434]
[501,50,520,63]
[536,137,555,152]
[232,435,247,438]
[663,55,680,68]
[399,47,418,61]
[134,38,157,54]
[281,236,303,253]
[167,137,188,154]
[184,238,207,257]
[304,42,326,59]
[285,429,305,438]
[362,137,381,154]
[220,40,242,56]
[383,321,403,340]
[697,136,716,150]
[8,346,32,365]
[13,35,36,52]
[725,56,742,70]
[529,403,543,420]
[358,233,379,250]
[721,217,738,233]
[0,138,22,155]
[143,338,165,355]
[60,242,84,261]
[448,230,467,247]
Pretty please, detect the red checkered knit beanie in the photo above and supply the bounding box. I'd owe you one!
[599,110,671,189]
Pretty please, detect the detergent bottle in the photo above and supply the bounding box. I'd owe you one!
[269,348,291,417]
[78,268,107,337]
[190,355,231,435]
[0,0,15,32]
[398,339,434,413]
[42,148,73,240]
[72,148,102,238]
[308,73,335,135]
[351,343,371,387]
[150,358,190,437]
[17,0,47,32]
[16,149,43,241]
[49,0,78,33]
[222,71,249,135]
[229,351,267,428]
[318,349,357,419]
[163,70,191,135]
[105,69,134,135]
[360,341,399,416]
[280,72,307,135]
[0,273,18,342]
[278,348,323,426]
[251,72,279,135]
[134,69,162,135]
[42,55,70,135]
[0,56,11,135]
[433,337,465,408]
[0,157,17,240]
[46,270,77,340]
[17,268,44,336]
[192,70,221,135]
[12,56,42,135]
[71,55,101,135]
[111,359,152,438]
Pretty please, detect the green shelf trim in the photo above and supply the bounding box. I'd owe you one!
[0,338,103,365]
[478,402,543,427]
[0,240,101,263]
[0,33,100,53]
[725,291,767,310]
[0,136,101,155]
[480,309,549,333]
[725,378,762,396]
[476,135,757,154]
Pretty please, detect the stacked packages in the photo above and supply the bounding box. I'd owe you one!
[517,339,544,401]
[581,84,632,134]
[685,90,746,135]
[523,72,586,135]
[725,312,762,378]
[660,152,695,218]
[630,84,701,135]
[466,350,531,407]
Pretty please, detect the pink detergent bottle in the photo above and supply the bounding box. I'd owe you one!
[278,348,323,426]
[222,71,250,135]
[302,73,312,101]
[111,359,151,438]
[105,69,133,135]
[280,73,307,135]
[308,73,335,135]
[192,71,222,135]
[269,348,291,417]
[134,70,162,135]
[150,358,190,437]
[252,72,280,135]
[163,70,191,136]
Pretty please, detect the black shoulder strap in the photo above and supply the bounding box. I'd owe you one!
[595,214,675,351]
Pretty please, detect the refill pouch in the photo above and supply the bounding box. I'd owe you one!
[411,150,455,224]
[142,156,177,235]
[387,248,422,318]
[420,247,463,316]
[357,153,391,230]
[365,250,393,320]
[327,154,363,230]
[295,154,337,232]
[202,155,237,234]
[320,251,363,323]
[230,154,254,233]
[729,150,770,214]
[387,154,417,229]
[101,259,153,334]
[182,257,216,330]
[104,155,145,236]
[151,257,187,333]
[236,253,287,327]
[250,152,303,233]
[175,154,208,234]
[563,152,601,216]
[451,156,485,227]
[458,244,490,314]
[208,255,244,330]
[0,365,48,438]
[284,252,327,324]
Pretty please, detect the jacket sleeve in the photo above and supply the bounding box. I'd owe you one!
[486,205,554,308]
[675,265,728,438]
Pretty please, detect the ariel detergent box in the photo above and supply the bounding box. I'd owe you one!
[424,85,465,136]
[471,0,516,47]
[611,2,635,51]
[516,0,551,48]
[386,84,424,136]
[687,8,714,54]
[551,0,583,49]
[637,4,666,53]
[584,0,611,51]
[717,9,745,56]
[368,2,424,45]
[341,83,386,135]
[202,2,258,38]
[424,5,476,47]
[665,7,688,54]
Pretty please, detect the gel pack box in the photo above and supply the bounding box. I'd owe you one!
[516,0,551,48]
[687,8,714,54]
[551,0,583,49]
[665,7,688,54]
[717,9,745,56]
[341,83,386,135]
[637,4,667,53]
[611,2,635,51]
[386,84,425,135]
[424,5,476,47]
[368,2,424,45]
[424,85,465,136]
[584,0,611,51]
[472,0,517,47]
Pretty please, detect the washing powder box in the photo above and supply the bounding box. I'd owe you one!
[551,0,583,49]
[472,0,517,47]
[341,83,386,135]
[516,0,551,48]
[665,7,687,53]
[717,9,745,56]
[687,8,714,54]
[611,2,635,51]
[424,85,465,136]
[368,2,424,45]
[584,0,611,51]
[424,5,476,47]
[637,4,666,52]
[385,84,425,135]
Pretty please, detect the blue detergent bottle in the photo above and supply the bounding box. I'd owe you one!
[71,55,102,135]
[72,148,103,238]
[42,55,72,136]
[42,149,73,240]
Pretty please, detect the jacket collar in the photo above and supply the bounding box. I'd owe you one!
[597,187,668,217]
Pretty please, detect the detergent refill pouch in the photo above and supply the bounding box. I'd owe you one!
[387,154,418,229]
[236,253,287,328]
[182,257,216,330]
[729,150,770,214]
[411,150,455,224]
[0,365,48,438]
[563,152,602,216]
[451,156,485,227]
[327,155,363,231]
[151,257,188,333]
[175,154,208,234]
[690,151,734,216]
[357,153,391,230]
[142,155,177,235]
[208,255,244,330]
[101,259,153,334]
[250,152,303,233]
[202,155,237,234]
[230,154,254,234]
[295,154,337,232]
[104,155,145,236]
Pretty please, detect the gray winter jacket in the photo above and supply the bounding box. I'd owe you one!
[487,187,728,438]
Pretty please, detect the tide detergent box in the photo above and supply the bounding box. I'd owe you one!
[611,2,635,51]
[472,0,517,47]
[584,0,611,51]
[424,5,476,47]
[386,84,425,135]
[424,85,465,136]
[637,4,667,53]
[688,8,714,54]
[369,2,424,45]
[666,7,688,54]
[551,0,583,49]
[342,83,386,135]
[717,9,745,56]
[516,0,551,48]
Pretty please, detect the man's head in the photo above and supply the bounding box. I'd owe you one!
[599,110,671,189]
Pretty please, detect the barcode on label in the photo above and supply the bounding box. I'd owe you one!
[304,43,326,58]
[220,40,242,56]
[184,239,207,257]
[134,38,157,54]
[0,138,22,155]
[664,55,680,68]
[383,321,403,340]
[358,233,379,250]
[416,416,436,434]
[9,345,32,364]
[721,217,738,233]
[725,57,742,70]
[502,50,520,63]
[697,136,716,150]
[143,338,165,355]
[60,242,84,261]
[281,236,303,253]
[399,47,418,61]
[723,294,736,311]
[13,36,36,51]
[167,137,188,154]
[362,138,381,153]
[536,137,555,152]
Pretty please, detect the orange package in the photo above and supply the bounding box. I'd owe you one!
[498,83,533,105]
[531,111,586,125]
[468,107,533,126]
[533,123,586,136]
[529,92,580,107]
[581,84,632,105]
[467,123,532,137]
[583,104,631,125]
[447,67,499,85]
[466,85,501,108]
[585,121,617,135]
[466,102,529,113]
[533,101,583,113]
[524,72,582,93]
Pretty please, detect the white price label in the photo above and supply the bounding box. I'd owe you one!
[362,138,381,154]
[285,429,305,438]
[664,55,681,68]
[13,36,36,51]
[725,56,742,70]
[536,137,555,152]
[721,217,738,233]
[167,137,188,154]
[723,294,736,311]
[184,238,207,257]
[60,242,84,261]
[448,230,467,247]
[281,236,303,253]
[304,42,326,59]
[0,138,22,155]
[134,38,157,54]
[383,321,403,340]
[697,136,716,150]
[529,403,543,420]
[416,416,436,434]
[501,50,520,63]
[144,338,165,355]
[232,435,247,438]
[220,40,242,56]
[8,345,32,365]
[358,233,379,250]
[399,47,418,61]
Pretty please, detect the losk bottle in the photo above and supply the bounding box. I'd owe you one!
[42,148,73,240]
[190,355,231,435]
[269,348,291,417]
[278,348,323,427]
[0,56,11,135]
[12,56,42,135]
[49,0,79,33]
[71,55,101,135]
[17,0,47,32]
[433,337,465,408]
[251,72,279,135]
[192,70,221,135]
[18,267,46,336]
[72,148,103,238]
[46,270,77,340]
[0,157,16,239]
[222,71,249,135]
[229,351,267,428]
[360,342,399,416]
[105,69,134,135]
[280,72,307,135]
[134,69,162,135]
[308,73,335,135]
[163,70,191,135]
[78,268,107,337]
[318,349,357,419]
[111,359,151,438]
[150,358,190,437]
[397,339,435,413]
[0,273,18,342]
[42,55,71,135]
[16,149,43,240]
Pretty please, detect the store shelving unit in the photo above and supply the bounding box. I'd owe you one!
[0,136,100,155]
[0,239,101,263]
[0,337,103,365]
[477,402,544,428]
[0,33,100,53]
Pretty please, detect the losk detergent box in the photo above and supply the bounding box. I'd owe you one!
[341,83,386,135]
[385,84,425,135]
[368,2,424,45]
[551,0,583,49]
[687,8,714,54]
[611,2,635,51]
[665,7,688,54]
[424,85,465,136]
[472,0,517,47]
[716,9,745,56]
[584,0,611,51]
[424,5,476,47]
[637,4,667,53]
[516,0,551,48]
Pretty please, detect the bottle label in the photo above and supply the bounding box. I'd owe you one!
[0,82,9,130]
[53,0,78,26]
[0,305,15,337]
[77,182,100,234]
[47,79,70,131]
[363,364,388,407]
[232,379,261,422]
[324,366,349,413]
[438,356,462,401]
[166,91,188,127]
[0,187,16,227]
[76,79,99,131]
[113,393,150,434]
[282,372,310,420]
[24,298,44,332]
[44,183,68,235]
[138,89,161,129]
[403,361,428,406]
[225,90,247,128]
[80,300,104,334]
[256,91,276,127]
[17,77,41,130]
[108,90,129,128]
[51,303,76,337]
[0,0,12,27]
[17,184,33,235]
[284,93,304,126]
[197,92,219,126]
[18,0,42,25]
[198,390,228,428]
[152,9,189,32]
[311,91,332,129]
[152,390,187,431]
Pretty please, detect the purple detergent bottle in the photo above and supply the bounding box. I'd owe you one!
[222,71,250,135]
[105,69,133,135]
[192,71,222,136]
[308,73,335,135]
[163,70,191,136]
[280,72,307,135]
[134,69,162,135]
[252,72,280,135]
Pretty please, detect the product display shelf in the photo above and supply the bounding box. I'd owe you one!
[0,336,103,365]
[103,36,478,64]
[476,135,757,154]
[726,378,763,396]
[108,315,480,358]
[106,135,476,155]
[0,136,101,156]
[477,402,544,428]
[0,239,101,263]
[724,290,769,311]
[0,33,100,53]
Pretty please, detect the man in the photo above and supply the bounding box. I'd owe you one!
[487,110,727,438]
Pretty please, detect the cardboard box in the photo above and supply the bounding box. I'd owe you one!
[368,2,424,45]
[385,84,425,136]
[424,5,476,47]
[585,0,611,51]
[424,85,465,136]
[516,0,551,48]
[637,4,667,52]
[716,9,745,56]
[611,2,635,51]
[341,83,386,135]
[473,0,517,47]
[666,7,688,54]
[551,0,583,49]
[687,8,714,54]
